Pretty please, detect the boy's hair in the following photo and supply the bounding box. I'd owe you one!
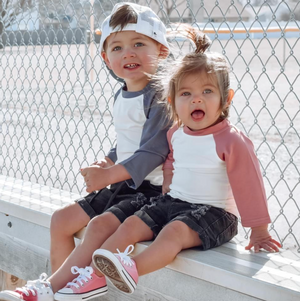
[109,4,137,31]
[99,2,169,53]
[102,4,137,50]
[164,26,231,126]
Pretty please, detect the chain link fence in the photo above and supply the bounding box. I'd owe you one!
[0,0,299,250]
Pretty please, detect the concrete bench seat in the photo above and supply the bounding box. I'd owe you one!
[0,174,299,301]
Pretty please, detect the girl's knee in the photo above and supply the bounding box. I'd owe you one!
[87,212,120,233]
[163,220,188,236]
[163,221,201,248]
[121,215,143,231]
[119,216,153,241]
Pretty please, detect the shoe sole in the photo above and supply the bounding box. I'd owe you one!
[93,251,136,294]
[54,286,108,301]
[0,292,22,301]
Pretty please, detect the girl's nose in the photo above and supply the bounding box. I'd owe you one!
[192,95,202,103]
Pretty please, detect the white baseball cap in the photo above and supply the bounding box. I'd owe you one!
[99,2,170,52]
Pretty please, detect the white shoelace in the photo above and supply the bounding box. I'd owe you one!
[115,245,135,267]
[16,273,50,296]
[67,266,94,289]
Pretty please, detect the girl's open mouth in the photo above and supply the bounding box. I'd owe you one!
[191,109,205,121]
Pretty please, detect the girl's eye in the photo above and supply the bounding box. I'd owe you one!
[181,92,190,96]
[203,89,212,94]
[135,42,144,47]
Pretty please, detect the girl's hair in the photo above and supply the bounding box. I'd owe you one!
[164,26,231,126]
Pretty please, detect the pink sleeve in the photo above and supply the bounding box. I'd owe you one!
[215,127,271,228]
[162,126,178,170]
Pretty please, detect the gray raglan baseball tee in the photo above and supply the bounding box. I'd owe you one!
[106,81,170,189]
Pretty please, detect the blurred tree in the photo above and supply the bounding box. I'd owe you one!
[0,0,34,36]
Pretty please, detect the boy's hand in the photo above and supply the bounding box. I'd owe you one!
[80,164,131,193]
[80,166,110,193]
[245,225,282,253]
[91,157,115,168]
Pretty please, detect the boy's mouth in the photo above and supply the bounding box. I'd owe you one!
[191,109,205,121]
[124,63,140,69]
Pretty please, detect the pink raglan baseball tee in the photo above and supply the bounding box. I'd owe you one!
[163,119,271,228]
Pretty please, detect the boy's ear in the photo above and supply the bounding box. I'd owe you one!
[101,52,111,69]
[227,89,234,106]
[159,45,169,59]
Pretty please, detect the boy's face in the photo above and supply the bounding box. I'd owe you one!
[102,31,164,91]
[175,71,230,131]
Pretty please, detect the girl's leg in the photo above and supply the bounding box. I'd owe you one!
[49,212,121,293]
[50,202,90,273]
[100,215,154,252]
[133,220,201,276]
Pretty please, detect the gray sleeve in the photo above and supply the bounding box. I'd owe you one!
[119,90,171,188]
[107,146,117,163]
[106,88,122,163]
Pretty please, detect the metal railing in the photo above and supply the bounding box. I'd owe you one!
[0,0,299,250]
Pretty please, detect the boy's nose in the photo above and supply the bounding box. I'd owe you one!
[123,48,136,59]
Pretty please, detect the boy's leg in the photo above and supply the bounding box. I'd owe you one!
[49,212,121,293]
[50,186,118,273]
[50,202,90,273]
[52,192,154,295]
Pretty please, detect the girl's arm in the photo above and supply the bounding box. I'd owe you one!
[162,126,177,194]
[162,169,173,194]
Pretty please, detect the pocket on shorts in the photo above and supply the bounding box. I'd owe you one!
[215,213,238,247]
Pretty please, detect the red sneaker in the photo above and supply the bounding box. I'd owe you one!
[0,273,53,301]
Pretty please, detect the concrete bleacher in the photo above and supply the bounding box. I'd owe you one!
[0,174,299,301]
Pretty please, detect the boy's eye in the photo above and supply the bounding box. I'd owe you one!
[203,89,212,94]
[135,42,144,47]
[112,46,121,51]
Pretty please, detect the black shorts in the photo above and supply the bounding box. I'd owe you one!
[76,181,161,222]
[135,194,238,250]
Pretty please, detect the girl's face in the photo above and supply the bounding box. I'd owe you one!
[175,71,226,131]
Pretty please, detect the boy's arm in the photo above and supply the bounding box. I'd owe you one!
[120,96,171,189]
[81,164,130,192]
[106,146,117,163]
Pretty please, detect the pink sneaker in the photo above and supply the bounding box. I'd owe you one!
[0,273,53,301]
[92,245,138,294]
[54,266,107,301]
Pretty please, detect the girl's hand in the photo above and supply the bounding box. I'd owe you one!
[162,180,171,195]
[162,169,173,195]
[245,225,282,253]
